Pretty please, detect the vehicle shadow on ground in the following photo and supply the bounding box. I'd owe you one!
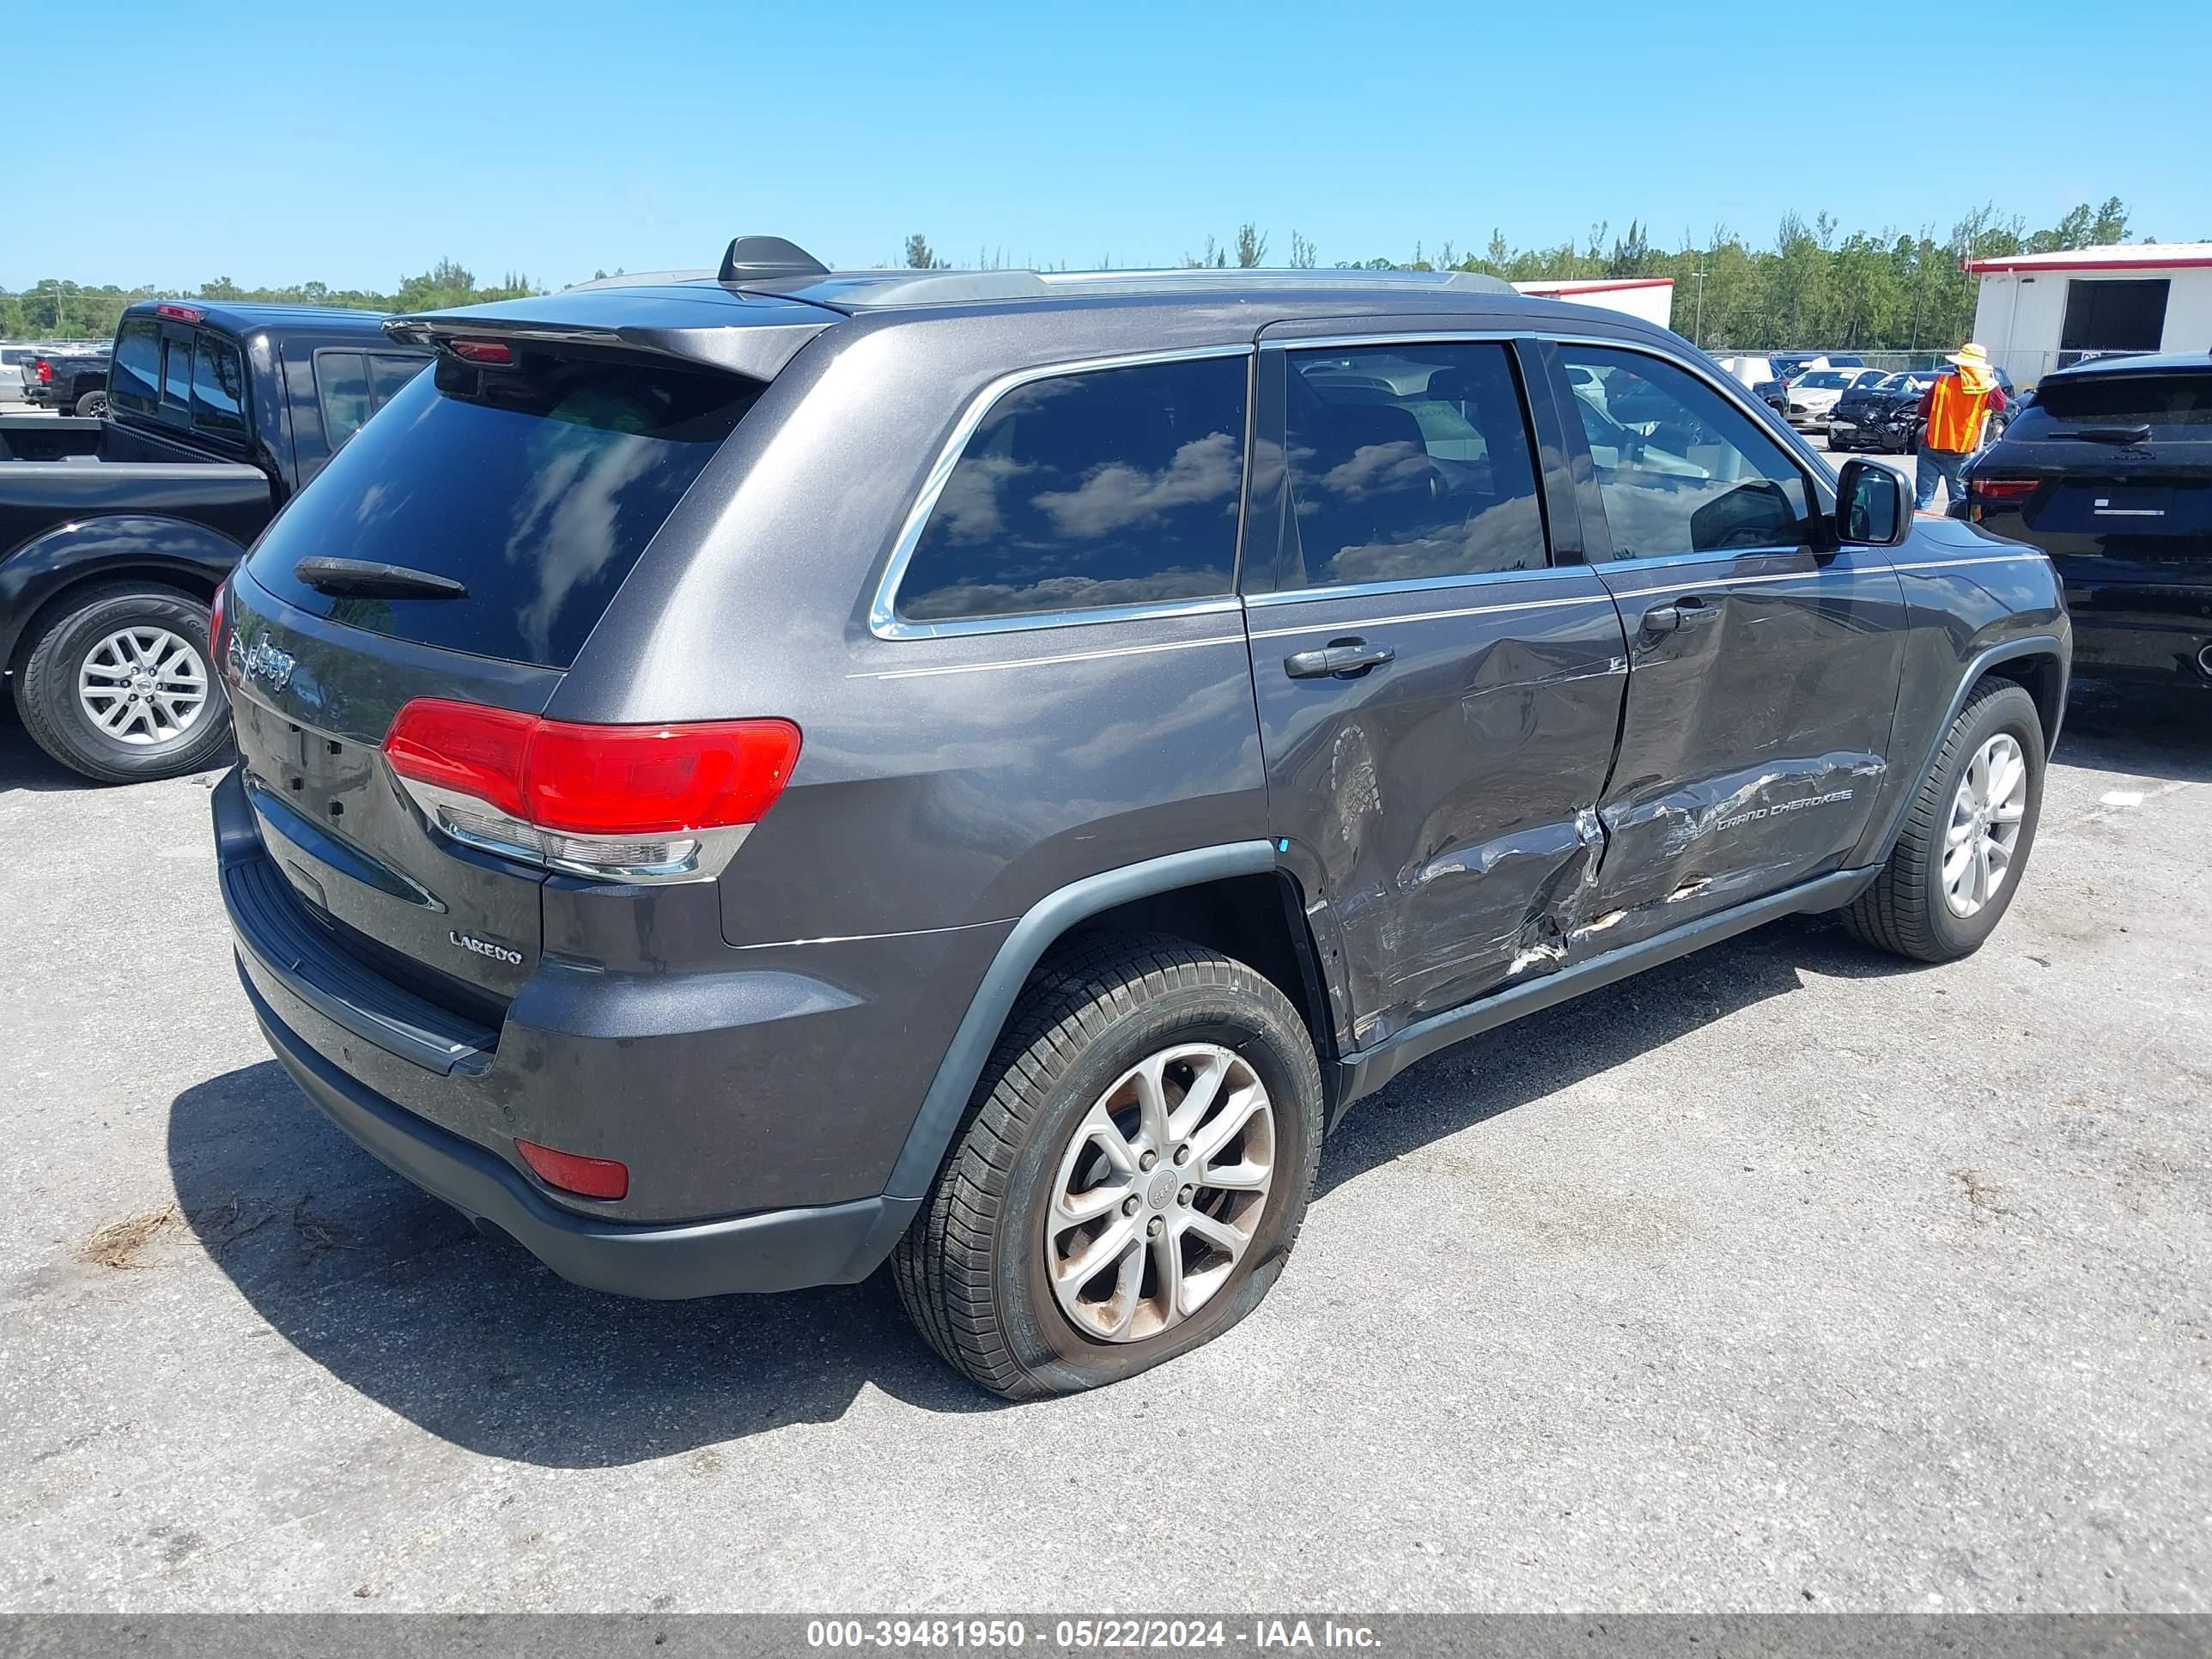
[168,1061,1005,1468]
[1317,909,1907,1196]
[2052,677,2212,786]
[0,715,82,793]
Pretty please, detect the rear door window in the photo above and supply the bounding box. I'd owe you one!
[370,353,429,404]
[893,354,1248,624]
[247,349,757,668]
[1277,342,1546,588]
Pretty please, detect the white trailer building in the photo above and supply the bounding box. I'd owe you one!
[1511,276,1676,330]
[1968,243,2212,388]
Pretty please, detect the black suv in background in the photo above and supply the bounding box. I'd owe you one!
[1968,350,2212,686]
[212,240,2069,1398]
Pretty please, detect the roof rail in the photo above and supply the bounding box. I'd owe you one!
[718,235,830,285]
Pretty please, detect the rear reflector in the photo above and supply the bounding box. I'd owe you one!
[448,338,514,365]
[382,699,801,881]
[515,1139,629,1200]
[1972,477,2039,502]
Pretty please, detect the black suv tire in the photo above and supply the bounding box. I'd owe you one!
[1842,679,2045,963]
[894,935,1324,1399]
[14,583,234,784]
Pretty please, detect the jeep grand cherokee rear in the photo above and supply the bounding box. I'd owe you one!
[216,243,2067,1400]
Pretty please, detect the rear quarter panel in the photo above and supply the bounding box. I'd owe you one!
[554,307,1274,947]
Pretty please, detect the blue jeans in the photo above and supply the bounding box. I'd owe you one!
[1916,446,1972,512]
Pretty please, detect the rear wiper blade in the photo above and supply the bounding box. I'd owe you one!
[2053,424,2154,446]
[292,557,468,599]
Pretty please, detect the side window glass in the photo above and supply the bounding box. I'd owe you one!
[1282,342,1544,588]
[1558,346,1810,556]
[896,355,1247,624]
[161,337,193,410]
[369,353,429,408]
[317,351,372,450]
[112,322,160,413]
[190,335,246,439]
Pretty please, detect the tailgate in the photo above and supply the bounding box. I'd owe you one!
[222,569,560,1014]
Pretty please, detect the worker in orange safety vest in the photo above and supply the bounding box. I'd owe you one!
[1913,343,2008,512]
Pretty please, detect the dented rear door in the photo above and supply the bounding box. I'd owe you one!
[1247,336,1630,1049]
[1550,343,1906,942]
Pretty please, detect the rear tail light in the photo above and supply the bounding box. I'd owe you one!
[382,698,800,882]
[35,359,52,383]
[207,582,228,671]
[1969,476,2039,521]
[515,1139,629,1200]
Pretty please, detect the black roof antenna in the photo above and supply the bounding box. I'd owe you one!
[718,236,831,286]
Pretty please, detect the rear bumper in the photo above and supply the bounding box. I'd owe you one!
[240,961,918,1296]
[2062,580,2212,682]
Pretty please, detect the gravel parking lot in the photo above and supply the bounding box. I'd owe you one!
[3,673,2206,1614]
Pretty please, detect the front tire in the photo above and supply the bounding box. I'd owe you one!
[894,935,1323,1399]
[1842,680,2044,963]
[13,583,233,783]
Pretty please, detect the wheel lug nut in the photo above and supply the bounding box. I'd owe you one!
[1121,1195,1141,1217]
[1139,1151,1157,1171]
[1179,1186,1194,1206]
[1173,1144,1191,1165]
[1146,1217,1164,1238]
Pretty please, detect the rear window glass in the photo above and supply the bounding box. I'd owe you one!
[191,336,247,439]
[896,355,1247,623]
[247,350,756,668]
[316,351,374,449]
[112,323,160,412]
[2012,373,2212,434]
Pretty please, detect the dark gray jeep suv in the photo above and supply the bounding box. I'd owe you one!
[213,238,2070,1397]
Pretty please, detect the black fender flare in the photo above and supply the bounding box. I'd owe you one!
[1863,633,2069,867]
[884,841,1279,1200]
[0,515,243,666]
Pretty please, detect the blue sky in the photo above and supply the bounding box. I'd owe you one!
[10,0,2208,292]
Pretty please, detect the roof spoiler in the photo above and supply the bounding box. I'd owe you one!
[382,311,832,382]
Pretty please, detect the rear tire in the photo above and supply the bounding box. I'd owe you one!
[1841,680,2044,963]
[14,583,233,783]
[894,935,1323,1400]
[74,390,108,417]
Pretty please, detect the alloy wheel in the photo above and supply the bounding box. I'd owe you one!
[1942,732,2027,918]
[1042,1042,1277,1344]
[76,626,210,745]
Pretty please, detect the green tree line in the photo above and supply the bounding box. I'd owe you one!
[9,198,2163,350]
[1157,198,2143,351]
[0,260,539,343]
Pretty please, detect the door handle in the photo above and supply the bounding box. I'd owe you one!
[1284,637,1396,680]
[1643,598,1717,635]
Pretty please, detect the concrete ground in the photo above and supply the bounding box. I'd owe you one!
[0,618,2206,1607]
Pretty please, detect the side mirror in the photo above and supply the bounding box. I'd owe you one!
[1835,457,1908,546]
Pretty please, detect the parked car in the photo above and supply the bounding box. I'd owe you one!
[1716,354,1774,390]
[17,344,112,415]
[1782,368,1890,432]
[0,344,53,401]
[1828,370,1942,453]
[1966,349,2210,685]
[210,237,2069,1399]
[1,300,427,781]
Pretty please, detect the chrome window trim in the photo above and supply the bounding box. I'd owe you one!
[867,343,1257,641]
[1243,562,1600,610]
[1247,589,1613,641]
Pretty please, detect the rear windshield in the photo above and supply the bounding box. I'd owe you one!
[247,349,756,667]
[2010,372,2212,438]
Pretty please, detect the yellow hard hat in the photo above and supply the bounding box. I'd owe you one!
[1948,343,1990,366]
